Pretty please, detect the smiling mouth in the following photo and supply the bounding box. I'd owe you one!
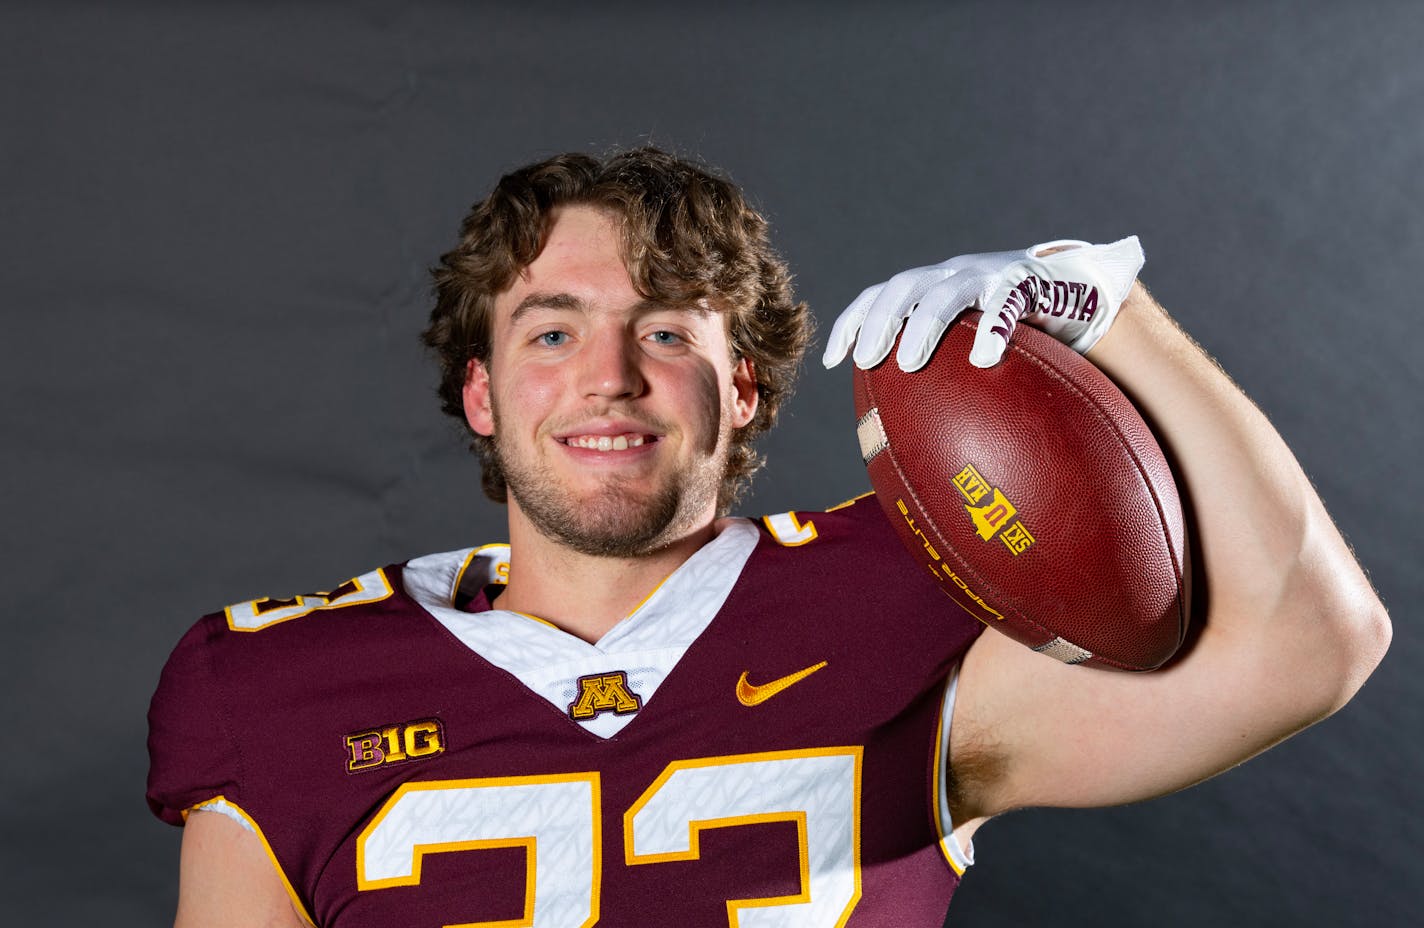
[561,433,655,451]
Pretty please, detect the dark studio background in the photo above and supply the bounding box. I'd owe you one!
[2,1,1419,925]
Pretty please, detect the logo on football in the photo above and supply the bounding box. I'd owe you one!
[853,313,1190,671]
[952,463,1035,554]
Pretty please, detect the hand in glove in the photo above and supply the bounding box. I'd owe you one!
[822,236,1144,371]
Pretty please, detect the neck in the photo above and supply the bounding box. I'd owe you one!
[493,501,720,644]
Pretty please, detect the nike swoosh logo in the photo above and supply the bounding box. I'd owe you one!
[736,661,828,707]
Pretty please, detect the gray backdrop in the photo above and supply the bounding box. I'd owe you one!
[3,1,1419,925]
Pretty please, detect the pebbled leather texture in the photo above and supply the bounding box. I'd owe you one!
[853,313,1189,671]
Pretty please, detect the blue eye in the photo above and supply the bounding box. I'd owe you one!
[647,330,681,345]
[538,331,568,347]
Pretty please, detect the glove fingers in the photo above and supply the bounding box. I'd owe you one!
[827,237,1143,370]
[895,275,982,371]
[851,268,947,369]
[821,281,883,368]
[969,270,1035,368]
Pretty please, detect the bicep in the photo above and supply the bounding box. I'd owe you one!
[176,810,308,928]
[947,288,1390,819]
[949,612,1336,818]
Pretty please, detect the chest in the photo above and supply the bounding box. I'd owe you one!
[219,527,974,926]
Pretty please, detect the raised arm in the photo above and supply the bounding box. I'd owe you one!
[947,282,1390,824]
[824,241,1390,833]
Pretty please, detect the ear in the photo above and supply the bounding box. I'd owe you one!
[730,356,759,429]
[462,358,495,436]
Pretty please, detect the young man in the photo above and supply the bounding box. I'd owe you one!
[148,149,1390,926]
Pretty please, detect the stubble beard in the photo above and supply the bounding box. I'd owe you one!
[492,411,728,560]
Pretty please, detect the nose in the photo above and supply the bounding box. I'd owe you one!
[577,329,645,400]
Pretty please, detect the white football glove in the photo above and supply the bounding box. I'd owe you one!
[822,236,1145,371]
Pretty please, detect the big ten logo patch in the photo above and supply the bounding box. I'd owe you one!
[952,464,1036,556]
[345,719,445,774]
[567,671,643,721]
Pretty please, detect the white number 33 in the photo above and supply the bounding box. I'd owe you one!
[358,747,863,927]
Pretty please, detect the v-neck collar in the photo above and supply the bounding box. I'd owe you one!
[402,519,761,738]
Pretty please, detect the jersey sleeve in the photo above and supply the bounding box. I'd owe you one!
[146,615,242,826]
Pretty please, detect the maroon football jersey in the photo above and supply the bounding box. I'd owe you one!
[148,494,983,926]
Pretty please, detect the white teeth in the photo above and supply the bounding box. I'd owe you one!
[566,433,647,451]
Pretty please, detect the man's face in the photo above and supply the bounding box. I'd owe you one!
[463,205,758,557]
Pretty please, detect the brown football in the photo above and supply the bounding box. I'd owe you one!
[852,313,1190,671]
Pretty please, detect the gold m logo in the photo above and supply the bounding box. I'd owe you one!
[568,671,643,721]
[952,464,1035,556]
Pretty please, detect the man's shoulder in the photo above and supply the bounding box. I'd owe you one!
[749,490,884,545]
[742,491,970,616]
[747,490,918,568]
[144,546,501,832]
[162,544,511,667]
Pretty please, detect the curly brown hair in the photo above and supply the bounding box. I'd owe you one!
[423,147,813,512]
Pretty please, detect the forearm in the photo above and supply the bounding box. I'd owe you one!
[1087,284,1389,708]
